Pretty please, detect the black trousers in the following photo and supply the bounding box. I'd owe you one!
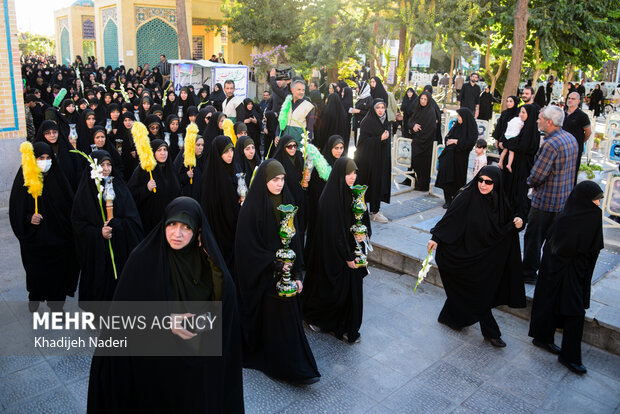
[522,208,557,280]
[531,313,584,365]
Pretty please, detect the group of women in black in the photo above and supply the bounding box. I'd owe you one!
[12,71,386,410]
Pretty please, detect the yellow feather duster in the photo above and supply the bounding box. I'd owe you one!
[131,121,157,192]
[184,123,198,184]
[20,141,43,214]
[222,118,237,146]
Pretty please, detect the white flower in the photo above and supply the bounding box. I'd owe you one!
[414,251,434,293]
[90,163,104,182]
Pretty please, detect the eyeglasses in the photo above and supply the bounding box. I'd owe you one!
[286,144,298,149]
[478,178,494,185]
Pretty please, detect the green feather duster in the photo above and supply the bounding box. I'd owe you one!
[278,95,292,132]
[53,88,67,108]
[303,142,331,181]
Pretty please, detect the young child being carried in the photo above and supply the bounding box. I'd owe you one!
[498,106,528,172]
[473,139,487,175]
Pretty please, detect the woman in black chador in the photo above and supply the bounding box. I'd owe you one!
[128,139,181,235]
[87,197,245,413]
[317,92,348,150]
[34,120,79,191]
[233,135,261,188]
[200,135,240,273]
[435,107,478,208]
[355,99,391,223]
[400,87,418,139]
[234,160,320,384]
[303,157,369,343]
[9,142,79,312]
[174,135,207,201]
[529,181,604,375]
[71,150,143,312]
[405,91,439,191]
[428,166,526,347]
[305,134,344,258]
[119,112,139,182]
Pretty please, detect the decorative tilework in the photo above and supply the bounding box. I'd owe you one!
[82,15,95,40]
[136,18,178,68]
[103,19,119,68]
[57,16,69,34]
[135,6,176,28]
[101,7,117,28]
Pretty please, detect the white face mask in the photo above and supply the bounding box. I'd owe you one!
[36,159,52,173]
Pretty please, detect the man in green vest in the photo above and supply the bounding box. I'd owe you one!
[222,80,244,123]
[276,79,315,146]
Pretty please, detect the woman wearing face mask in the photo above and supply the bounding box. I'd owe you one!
[34,120,79,190]
[303,157,369,344]
[87,197,244,413]
[305,135,344,258]
[10,142,79,312]
[428,166,525,347]
[200,136,240,274]
[354,99,391,224]
[235,160,320,384]
[128,139,181,235]
[71,150,143,314]
[174,136,207,201]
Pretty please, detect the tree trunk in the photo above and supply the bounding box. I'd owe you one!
[176,0,191,59]
[447,47,455,102]
[501,0,529,111]
[531,37,541,89]
[562,64,574,98]
[369,15,380,77]
[489,59,505,94]
[328,66,339,84]
[395,25,407,87]
[483,29,504,94]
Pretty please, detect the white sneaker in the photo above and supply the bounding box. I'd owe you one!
[371,212,389,223]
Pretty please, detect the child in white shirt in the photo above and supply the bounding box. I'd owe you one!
[473,139,487,175]
[498,107,528,172]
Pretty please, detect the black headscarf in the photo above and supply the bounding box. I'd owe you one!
[34,120,79,190]
[233,135,261,187]
[408,91,439,156]
[127,139,181,235]
[145,113,163,141]
[87,196,244,413]
[318,92,348,150]
[446,107,478,152]
[208,83,226,111]
[119,112,139,182]
[195,107,213,136]
[71,150,143,309]
[200,135,239,271]
[9,141,79,302]
[370,76,389,107]
[239,98,262,143]
[202,111,224,154]
[534,85,546,107]
[90,125,124,177]
[492,96,520,142]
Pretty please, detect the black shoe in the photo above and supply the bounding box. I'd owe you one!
[293,376,320,385]
[558,356,587,375]
[28,301,40,313]
[442,203,449,209]
[485,337,507,348]
[532,338,561,355]
[523,276,537,285]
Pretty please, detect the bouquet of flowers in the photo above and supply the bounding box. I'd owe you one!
[414,250,434,293]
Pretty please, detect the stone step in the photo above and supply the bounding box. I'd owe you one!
[368,241,620,356]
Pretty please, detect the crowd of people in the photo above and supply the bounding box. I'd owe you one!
[10,54,608,411]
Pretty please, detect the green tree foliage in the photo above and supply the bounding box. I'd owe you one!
[221,0,304,49]
[18,32,54,56]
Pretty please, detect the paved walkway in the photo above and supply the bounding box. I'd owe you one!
[1,204,620,412]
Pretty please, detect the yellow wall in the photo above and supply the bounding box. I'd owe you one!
[54,5,96,63]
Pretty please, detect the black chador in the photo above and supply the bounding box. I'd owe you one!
[234,160,320,384]
[303,157,369,343]
[87,197,244,413]
[9,142,79,310]
[127,139,181,235]
[71,150,143,311]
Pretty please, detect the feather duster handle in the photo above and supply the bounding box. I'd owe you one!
[303,143,331,181]
[278,95,292,132]
[20,142,43,214]
[131,122,157,193]
[222,118,237,145]
[184,123,198,184]
[53,88,67,108]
